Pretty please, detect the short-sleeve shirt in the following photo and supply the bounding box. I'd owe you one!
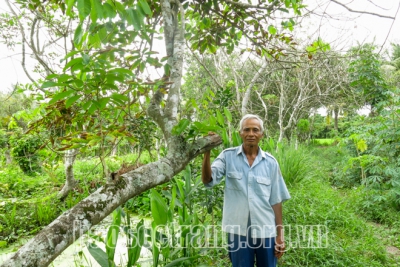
[205,145,291,238]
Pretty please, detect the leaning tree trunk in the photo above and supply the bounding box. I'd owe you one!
[0,1,222,266]
[57,149,78,200]
[0,135,221,267]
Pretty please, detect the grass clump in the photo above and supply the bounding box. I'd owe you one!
[261,139,320,186]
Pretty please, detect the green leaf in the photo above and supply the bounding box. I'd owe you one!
[139,0,152,16]
[87,243,109,267]
[66,0,75,17]
[216,110,224,126]
[111,93,129,102]
[72,60,85,72]
[114,1,125,13]
[127,219,144,267]
[106,208,121,264]
[223,107,232,122]
[109,68,134,77]
[151,221,160,267]
[98,27,108,45]
[41,81,64,89]
[209,114,216,125]
[88,102,98,114]
[232,131,242,146]
[65,94,81,108]
[82,100,92,110]
[172,119,190,135]
[65,50,80,59]
[90,0,103,22]
[57,74,73,83]
[82,54,90,65]
[103,3,116,19]
[64,58,83,72]
[150,189,168,226]
[45,74,59,80]
[74,23,84,46]
[98,97,110,109]
[49,90,76,104]
[202,17,211,28]
[207,43,217,54]
[125,8,141,30]
[268,25,277,35]
[77,0,91,21]
[164,63,171,76]
[88,33,101,49]
[170,185,176,211]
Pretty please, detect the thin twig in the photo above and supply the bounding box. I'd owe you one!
[330,0,395,19]
[378,1,400,54]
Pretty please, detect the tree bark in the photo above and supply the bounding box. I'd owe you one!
[334,106,339,132]
[241,60,268,116]
[57,149,78,200]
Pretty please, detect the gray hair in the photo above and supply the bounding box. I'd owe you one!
[239,114,264,133]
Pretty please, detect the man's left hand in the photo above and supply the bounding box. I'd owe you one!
[274,235,286,259]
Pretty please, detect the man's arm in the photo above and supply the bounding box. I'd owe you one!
[272,202,285,259]
[202,151,213,184]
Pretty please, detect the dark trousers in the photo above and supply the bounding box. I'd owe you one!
[227,216,277,267]
[228,234,277,267]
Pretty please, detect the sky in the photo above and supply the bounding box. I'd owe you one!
[0,0,400,94]
[302,0,400,53]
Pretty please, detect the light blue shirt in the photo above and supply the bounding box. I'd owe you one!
[205,145,291,238]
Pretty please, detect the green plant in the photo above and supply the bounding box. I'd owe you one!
[282,178,396,267]
[261,139,318,186]
[87,207,123,267]
[35,199,60,226]
[9,130,43,175]
[296,118,311,143]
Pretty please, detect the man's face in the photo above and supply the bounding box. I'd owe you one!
[239,118,263,147]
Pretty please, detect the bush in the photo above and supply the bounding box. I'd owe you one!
[9,131,43,175]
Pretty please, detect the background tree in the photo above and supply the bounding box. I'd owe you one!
[348,44,391,115]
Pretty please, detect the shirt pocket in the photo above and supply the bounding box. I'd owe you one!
[226,172,243,191]
[254,176,271,197]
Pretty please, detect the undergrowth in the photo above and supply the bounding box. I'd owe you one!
[282,179,397,266]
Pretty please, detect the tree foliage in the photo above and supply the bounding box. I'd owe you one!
[348,44,390,113]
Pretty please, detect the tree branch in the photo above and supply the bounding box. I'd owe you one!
[188,47,224,90]
[330,0,395,19]
[241,60,268,116]
[378,1,400,54]
[30,17,53,75]
[164,0,184,118]
[222,0,281,11]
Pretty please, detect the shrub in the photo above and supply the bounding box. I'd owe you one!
[9,131,43,175]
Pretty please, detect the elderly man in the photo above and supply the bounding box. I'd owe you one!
[202,114,291,267]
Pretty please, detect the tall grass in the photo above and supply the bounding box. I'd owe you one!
[282,173,397,266]
[260,139,319,186]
